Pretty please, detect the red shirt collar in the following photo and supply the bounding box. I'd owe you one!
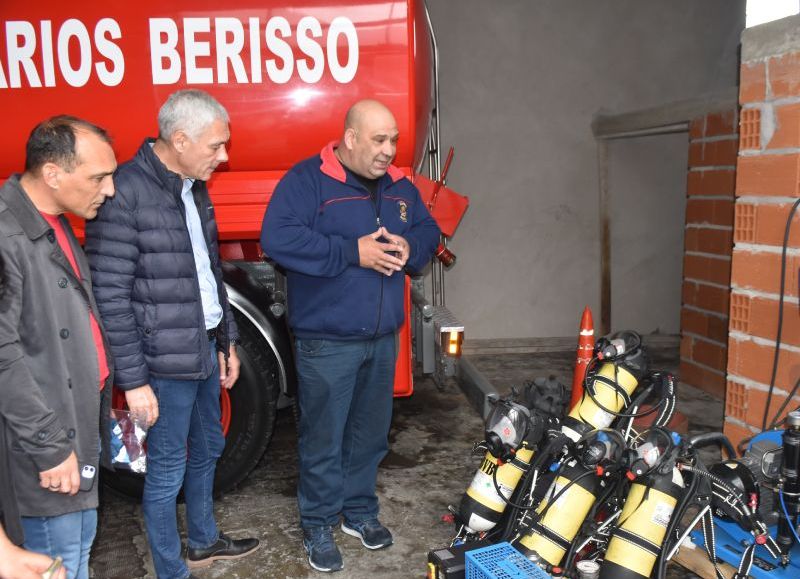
[319,141,405,184]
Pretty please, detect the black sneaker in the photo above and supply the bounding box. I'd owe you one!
[302,526,343,572]
[341,519,393,550]
[186,533,260,569]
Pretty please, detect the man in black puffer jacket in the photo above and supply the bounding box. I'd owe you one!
[85,90,259,579]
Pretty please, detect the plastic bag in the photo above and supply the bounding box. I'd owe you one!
[109,409,149,473]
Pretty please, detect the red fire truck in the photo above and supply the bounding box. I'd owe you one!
[0,0,468,496]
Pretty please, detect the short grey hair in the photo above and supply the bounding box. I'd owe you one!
[157,89,229,141]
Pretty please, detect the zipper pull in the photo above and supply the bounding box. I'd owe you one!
[376,217,381,229]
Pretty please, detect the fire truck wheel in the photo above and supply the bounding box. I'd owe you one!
[214,310,280,492]
[102,311,280,500]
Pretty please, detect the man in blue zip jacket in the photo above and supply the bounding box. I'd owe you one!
[261,99,440,573]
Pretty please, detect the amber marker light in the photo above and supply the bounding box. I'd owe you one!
[442,330,463,357]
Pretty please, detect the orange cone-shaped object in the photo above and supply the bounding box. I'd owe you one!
[569,306,595,410]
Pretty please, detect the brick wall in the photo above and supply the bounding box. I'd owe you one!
[679,110,738,399]
[724,30,800,448]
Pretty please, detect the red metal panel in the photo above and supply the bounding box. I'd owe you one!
[414,174,469,238]
[393,277,413,397]
[411,0,433,172]
[0,0,429,177]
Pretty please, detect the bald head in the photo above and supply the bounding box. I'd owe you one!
[344,99,394,132]
[337,99,399,179]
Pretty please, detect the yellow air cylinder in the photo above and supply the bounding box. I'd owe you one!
[599,468,683,579]
[459,445,535,533]
[516,461,602,566]
[567,362,639,431]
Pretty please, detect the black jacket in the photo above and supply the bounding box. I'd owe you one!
[0,176,113,520]
[85,140,238,390]
[0,256,18,542]
[1,416,22,544]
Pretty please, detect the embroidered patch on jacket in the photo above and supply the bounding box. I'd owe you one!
[398,200,408,223]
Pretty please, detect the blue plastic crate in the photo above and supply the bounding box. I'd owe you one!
[465,542,551,579]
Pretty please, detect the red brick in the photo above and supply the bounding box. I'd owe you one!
[730,249,800,297]
[686,170,736,197]
[740,61,766,104]
[689,118,704,140]
[770,51,800,99]
[739,108,761,150]
[705,110,738,138]
[688,139,739,168]
[729,293,751,334]
[683,253,732,286]
[747,387,800,430]
[735,153,800,197]
[685,198,734,227]
[680,307,703,339]
[734,202,800,247]
[725,380,747,422]
[682,333,727,372]
[741,295,800,349]
[768,102,800,150]
[681,307,729,343]
[682,281,730,315]
[733,203,756,243]
[680,334,692,359]
[727,337,800,388]
[680,359,726,398]
[693,339,728,372]
[723,420,757,451]
[684,227,733,255]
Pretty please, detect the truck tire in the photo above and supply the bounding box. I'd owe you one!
[215,309,280,491]
[102,311,280,499]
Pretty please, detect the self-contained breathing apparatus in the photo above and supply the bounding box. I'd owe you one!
[599,428,685,579]
[432,321,800,579]
[457,377,564,534]
[434,330,796,579]
[442,331,691,579]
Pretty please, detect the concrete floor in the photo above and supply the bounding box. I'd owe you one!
[89,343,718,578]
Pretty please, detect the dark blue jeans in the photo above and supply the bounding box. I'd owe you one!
[295,333,397,529]
[22,508,97,579]
[142,343,225,579]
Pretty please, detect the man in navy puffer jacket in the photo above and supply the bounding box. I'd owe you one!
[85,90,258,579]
[261,99,440,573]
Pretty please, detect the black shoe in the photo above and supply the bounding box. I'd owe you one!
[302,526,343,572]
[187,533,260,569]
[341,519,393,550]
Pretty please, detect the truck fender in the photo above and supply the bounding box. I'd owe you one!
[222,261,297,397]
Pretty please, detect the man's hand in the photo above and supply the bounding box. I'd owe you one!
[125,384,159,427]
[0,533,66,579]
[379,227,410,265]
[39,451,79,495]
[219,345,241,390]
[358,229,405,276]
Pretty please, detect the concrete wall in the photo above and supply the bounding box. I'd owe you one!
[608,132,688,334]
[427,0,745,339]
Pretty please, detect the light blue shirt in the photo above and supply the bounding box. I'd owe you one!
[181,178,223,330]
